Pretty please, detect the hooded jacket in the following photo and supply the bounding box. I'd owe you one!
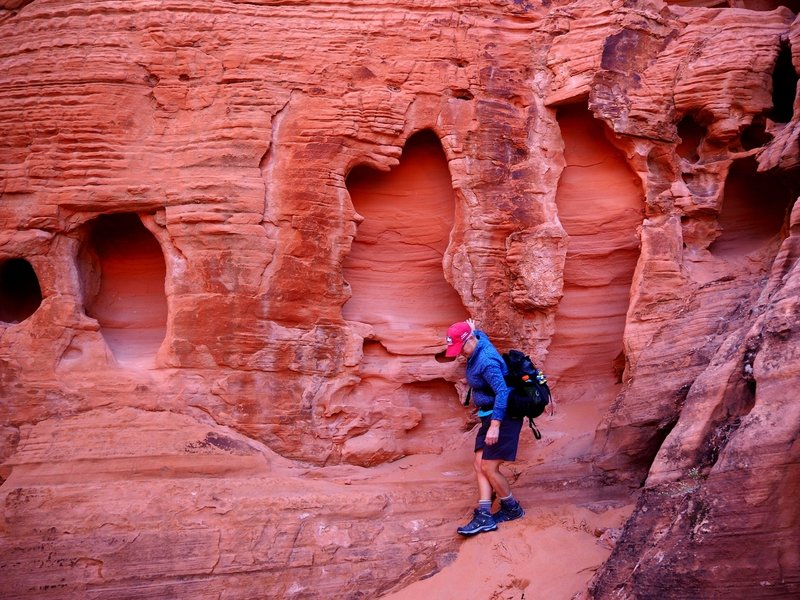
[465,330,511,421]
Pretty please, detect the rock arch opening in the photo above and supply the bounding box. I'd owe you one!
[770,40,797,124]
[0,258,42,324]
[548,105,644,399]
[79,213,167,366]
[710,157,793,258]
[342,130,466,350]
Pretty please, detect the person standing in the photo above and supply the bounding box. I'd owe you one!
[445,319,525,536]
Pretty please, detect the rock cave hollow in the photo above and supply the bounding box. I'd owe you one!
[79,212,168,366]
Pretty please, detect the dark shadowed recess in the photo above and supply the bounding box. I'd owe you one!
[78,213,167,365]
[770,39,798,124]
[0,258,42,324]
[664,0,800,11]
[710,157,796,258]
[676,114,705,162]
[739,115,773,151]
[737,43,797,150]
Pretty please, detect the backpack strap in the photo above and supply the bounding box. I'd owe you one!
[547,391,556,416]
[464,387,472,407]
[528,418,542,440]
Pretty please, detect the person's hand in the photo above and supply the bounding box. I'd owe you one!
[465,318,476,333]
[486,421,500,445]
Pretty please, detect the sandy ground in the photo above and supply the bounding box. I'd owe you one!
[378,393,636,600]
[380,505,631,600]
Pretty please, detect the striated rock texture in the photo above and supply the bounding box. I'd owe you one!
[0,0,798,598]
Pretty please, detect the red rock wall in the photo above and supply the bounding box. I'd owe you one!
[1,0,799,598]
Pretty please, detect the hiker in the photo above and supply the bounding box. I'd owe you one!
[445,319,525,536]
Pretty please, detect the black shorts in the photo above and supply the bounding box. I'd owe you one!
[474,415,524,461]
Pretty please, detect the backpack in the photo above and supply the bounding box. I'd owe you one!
[502,349,552,440]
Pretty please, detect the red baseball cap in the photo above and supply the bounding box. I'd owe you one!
[445,321,473,357]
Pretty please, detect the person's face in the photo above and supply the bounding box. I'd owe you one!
[461,335,477,357]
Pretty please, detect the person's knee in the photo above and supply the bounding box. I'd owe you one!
[473,453,483,473]
[480,459,500,477]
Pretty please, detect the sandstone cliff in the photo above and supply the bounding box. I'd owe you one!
[0,0,797,598]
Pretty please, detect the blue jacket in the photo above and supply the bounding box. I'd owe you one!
[465,330,511,421]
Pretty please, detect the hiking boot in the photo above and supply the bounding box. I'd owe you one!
[492,500,525,523]
[457,508,497,536]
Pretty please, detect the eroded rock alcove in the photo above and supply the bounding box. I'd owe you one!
[711,157,793,258]
[343,129,467,348]
[546,104,644,396]
[78,213,168,365]
[330,130,469,466]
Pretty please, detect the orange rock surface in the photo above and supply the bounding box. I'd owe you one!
[0,0,798,598]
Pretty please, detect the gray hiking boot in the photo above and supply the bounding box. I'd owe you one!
[457,508,497,536]
[492,500,525,523]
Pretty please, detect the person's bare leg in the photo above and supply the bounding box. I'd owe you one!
[457,449,499,536]
[480,458,511,498]
[473,449,494,501]
[481,458,525,522]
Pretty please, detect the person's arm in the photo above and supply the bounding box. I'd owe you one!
[482,361,510,445]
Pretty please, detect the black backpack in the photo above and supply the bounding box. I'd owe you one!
[502,349,552,440]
